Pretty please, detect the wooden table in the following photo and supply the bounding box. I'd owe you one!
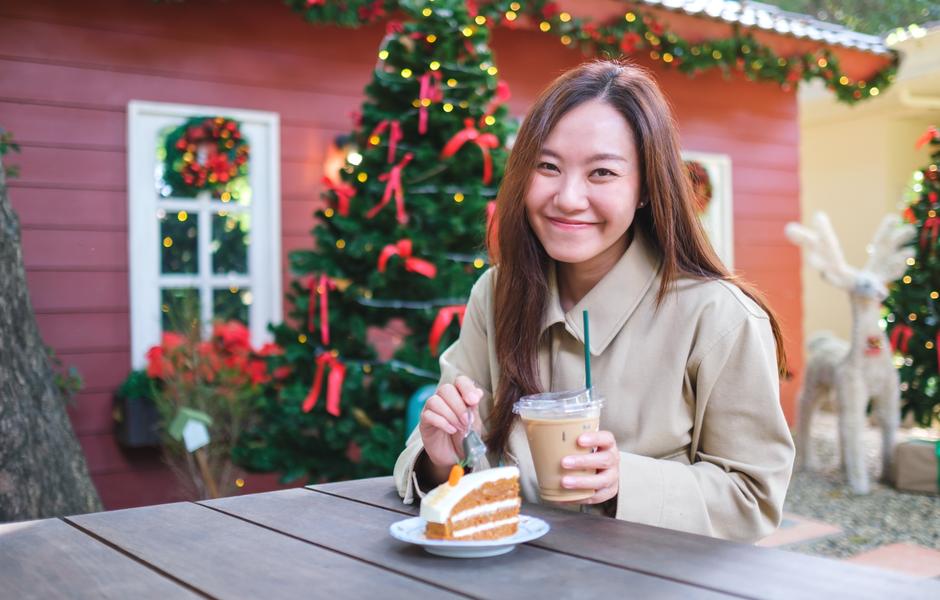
[2,476,937,599]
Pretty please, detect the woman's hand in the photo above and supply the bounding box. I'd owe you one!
[559,430,620,505]
[418,375,484,469]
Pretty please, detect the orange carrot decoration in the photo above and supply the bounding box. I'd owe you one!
[448,464,464,486]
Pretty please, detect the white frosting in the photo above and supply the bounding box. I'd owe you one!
[453,516,520,538]
[452,499,521,523]
[420,466,520,524]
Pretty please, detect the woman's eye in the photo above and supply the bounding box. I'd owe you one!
[592,168,616,177]
[537,162,559,172]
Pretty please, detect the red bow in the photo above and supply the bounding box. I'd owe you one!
[418,71,443,135]
[441,119,499,185]
[305,274,337,345]
[320,176,355,216]
[921,217,940,249]
[370,119,404,164]
[302,353,346,416]
[864,335,882,356]
[890,324,914,354]
[366,153,414,224]
[429,306,466,355]
[915,126,938,150]
[377,239,437,278]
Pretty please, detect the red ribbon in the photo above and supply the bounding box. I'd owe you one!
[305,274,337,345]
[366,153,414,224]
[480,80,511,128]
[370,119,403,164]
[441,119,499,185]
[921,217,940,249]
[302,353,346,416]
[429,305,466,356]
[377,239,437,278]
[890,324,914,354]
[418,71,443,135]
[915,126,938,150]
[320,176,355,216]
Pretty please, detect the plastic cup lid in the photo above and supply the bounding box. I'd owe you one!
[512,387,604,416]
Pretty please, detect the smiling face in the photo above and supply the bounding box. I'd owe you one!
[524,99,642,274]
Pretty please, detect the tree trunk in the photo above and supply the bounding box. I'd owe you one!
[0,153,102,521]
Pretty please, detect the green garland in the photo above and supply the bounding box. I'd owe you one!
[284,0,897,105]
[163,116,250,197]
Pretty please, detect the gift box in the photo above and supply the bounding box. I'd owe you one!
[894,438,940,495]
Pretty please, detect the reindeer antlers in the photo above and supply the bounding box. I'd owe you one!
[784,212,916,288]
[864,214,916,283]
[784,212,856,289]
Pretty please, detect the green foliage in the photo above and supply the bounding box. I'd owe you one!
[117,369,158,401]
[768,0,940,35]
[47,345,84,406]
[0,128,20,178]
[235,0,512,484]
[885,129,940,427]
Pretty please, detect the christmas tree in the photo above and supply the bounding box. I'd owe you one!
[885,126,940,428]
[233,0,514,483]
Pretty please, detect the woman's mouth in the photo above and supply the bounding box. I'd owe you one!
[547,217,596,230]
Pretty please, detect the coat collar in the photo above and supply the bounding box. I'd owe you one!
[542,227,662,356]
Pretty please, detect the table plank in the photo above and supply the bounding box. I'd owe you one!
[0,518,201,600]
[205,488,731,599]
[68,501,463,599]
[311,477,940,600]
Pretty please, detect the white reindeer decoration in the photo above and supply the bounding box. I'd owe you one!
[785,212,915,495]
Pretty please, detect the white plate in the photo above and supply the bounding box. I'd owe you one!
[389,515,549,558]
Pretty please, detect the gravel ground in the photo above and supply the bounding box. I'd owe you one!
[783,411,940,558]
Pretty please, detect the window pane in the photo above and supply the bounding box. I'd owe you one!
[155,122,251,202]
[161,288,200,332]
[160,210,198,274]
[212,211,249,274]
[213,287,250,325]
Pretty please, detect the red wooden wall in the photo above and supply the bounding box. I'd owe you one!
[1,0,804,509]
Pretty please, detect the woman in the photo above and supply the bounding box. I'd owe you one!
[393,60,794,543]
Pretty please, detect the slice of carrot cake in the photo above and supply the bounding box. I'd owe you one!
[421,465,521,541]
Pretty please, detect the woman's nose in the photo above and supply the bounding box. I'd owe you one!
[552,176,590,213]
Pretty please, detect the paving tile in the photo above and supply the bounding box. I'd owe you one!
[756,513,842,547]
[845,543,940,578]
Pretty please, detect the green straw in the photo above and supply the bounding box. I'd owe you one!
[582,309,592,391]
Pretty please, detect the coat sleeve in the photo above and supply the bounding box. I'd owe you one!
[393,270,495,504]
[613,314,795,542]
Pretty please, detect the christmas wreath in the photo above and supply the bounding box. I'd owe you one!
[163,116,250,197]
[686,160,713,214]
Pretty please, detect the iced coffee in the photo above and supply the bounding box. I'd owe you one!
[513,389,604,502]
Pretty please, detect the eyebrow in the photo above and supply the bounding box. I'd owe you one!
[540,148,629,163]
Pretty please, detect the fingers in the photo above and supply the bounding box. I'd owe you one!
[420,405,458,435]
[423,394,462,432]
[581,485,619,505]
[454,375,483,407]
[437,384,470,429]
[577,430,616,450]
[562,449,618,471]
[562,471,614,492]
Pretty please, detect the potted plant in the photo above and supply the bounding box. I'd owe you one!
[114,369,161,447]
[144,319,282,499]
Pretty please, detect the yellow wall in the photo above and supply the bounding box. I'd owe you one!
[797,29,940,344]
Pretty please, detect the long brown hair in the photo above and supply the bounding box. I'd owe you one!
[486,59,788,457]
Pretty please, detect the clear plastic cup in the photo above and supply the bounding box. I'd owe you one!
[513,388,604,502]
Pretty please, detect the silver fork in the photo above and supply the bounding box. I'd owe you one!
[461,410,490,472]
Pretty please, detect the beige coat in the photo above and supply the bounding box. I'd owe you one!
[393,229,795,543]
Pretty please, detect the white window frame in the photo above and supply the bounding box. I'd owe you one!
[681,150,734,269]
[127,100,282,368]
